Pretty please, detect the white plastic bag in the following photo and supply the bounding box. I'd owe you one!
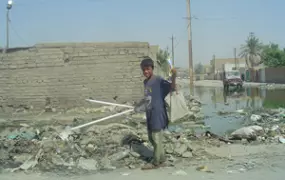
[165,92,190,123]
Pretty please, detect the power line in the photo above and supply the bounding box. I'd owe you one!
[9,21,31,47]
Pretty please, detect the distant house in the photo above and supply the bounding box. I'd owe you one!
[203,64,212,74]
[209,58,247,80]
[212,58,246,74]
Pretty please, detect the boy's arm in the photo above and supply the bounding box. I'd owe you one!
[161,68,177,97]
[170,68,177,91]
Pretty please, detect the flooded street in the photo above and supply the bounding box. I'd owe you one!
[184,86,285,135]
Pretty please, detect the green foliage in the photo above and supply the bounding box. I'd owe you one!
[262,43,285,67]
[194,63,204,74]
[239,32,263,67]
[156,48,170,76]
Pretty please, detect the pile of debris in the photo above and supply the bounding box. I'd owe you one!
[226,108,285,143]
[0,113,211,173]
[0,94,208,174]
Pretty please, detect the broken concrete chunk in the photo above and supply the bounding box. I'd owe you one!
[174,143,188,156]
[109,150,130,162]
[231,126,264,139]
[77,157,98,171]
[250,114,262,122]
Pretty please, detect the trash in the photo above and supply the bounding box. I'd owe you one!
[0,95,206,173]
[250,114,262,122]
[196,165,214,173]
[172,170,187,176]
[120,172,131,176]
[59,109,133,140]
[278,136,285,144]
[231,126,264,140]
[236,109,246,114]
[165,92,191,122]
[271,125,279,131]
[7,132,37,140]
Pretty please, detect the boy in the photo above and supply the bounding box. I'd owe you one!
[134,57,176,170]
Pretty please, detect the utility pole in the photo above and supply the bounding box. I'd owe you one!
[186,0,194,89]
[212,54,215,79]
[212,54,215,73]
[234,48,237,69]
[170,34,175,66]
[6,10,10,50]
[6,0,13,51]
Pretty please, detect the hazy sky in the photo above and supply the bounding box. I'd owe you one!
[0,0,284,67]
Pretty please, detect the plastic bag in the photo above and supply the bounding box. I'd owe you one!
[165,92,190,123]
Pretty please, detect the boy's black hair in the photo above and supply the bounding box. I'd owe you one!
[140,57,154,69]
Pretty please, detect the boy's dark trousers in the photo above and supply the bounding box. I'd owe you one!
[147,130,166,165]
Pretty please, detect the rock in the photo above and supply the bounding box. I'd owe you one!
[272,118,280,122]
[77,157,98,171]
[174,143,187,156]
[100,158,116,170]
[190,106,200,113]
[165,144,174,154]
[85,144,97,153]
[182,151,193,158]
[109,150,130,162]
[129,151,140,158]
[51,155,74,167]
[250,114,262,122]
[13,154,33,164]
[231,126,264,139]
[271,125,279,131]
[194,113,204,120]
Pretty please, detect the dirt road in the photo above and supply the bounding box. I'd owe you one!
[1,143,285,180]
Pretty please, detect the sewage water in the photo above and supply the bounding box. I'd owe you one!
[183,86,285,135]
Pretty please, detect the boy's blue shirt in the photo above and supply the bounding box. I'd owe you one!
[143,75,171,131]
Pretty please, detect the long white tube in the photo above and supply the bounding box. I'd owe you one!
[86,99,134,108]
[71,109,133,130]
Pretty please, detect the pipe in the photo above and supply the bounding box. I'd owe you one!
[86,99,134,108]
[71,109,133,130]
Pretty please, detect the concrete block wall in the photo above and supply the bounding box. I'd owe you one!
[0,42,158,111]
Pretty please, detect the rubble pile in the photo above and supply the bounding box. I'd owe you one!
[0,110,209,173]
[228,108,285,143]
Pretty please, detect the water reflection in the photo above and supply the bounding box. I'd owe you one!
[184,86,285,135]
[193,86,279,109]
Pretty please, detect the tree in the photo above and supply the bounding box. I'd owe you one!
[262,43,285,67]
[194,63,204,74]
[239,32,263,68]
[156,48,170,76]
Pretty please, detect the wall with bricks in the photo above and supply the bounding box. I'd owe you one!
[0,42,159,111]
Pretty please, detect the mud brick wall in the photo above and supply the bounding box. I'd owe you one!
[0,42,159,111]
[264,67,285,84]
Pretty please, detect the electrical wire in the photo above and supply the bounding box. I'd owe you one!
[9,21,31,47]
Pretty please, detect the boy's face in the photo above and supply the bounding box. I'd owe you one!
[142,66,153,78]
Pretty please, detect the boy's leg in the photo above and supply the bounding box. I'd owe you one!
[151,130,165,165]
[147,130,155,146]
[141,130,165,170]
[154,130,166,164]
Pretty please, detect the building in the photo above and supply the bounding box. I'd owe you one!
[210,58,246,80]
[212,58,246,74]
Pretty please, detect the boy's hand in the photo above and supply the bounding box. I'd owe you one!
[171,68,177,76]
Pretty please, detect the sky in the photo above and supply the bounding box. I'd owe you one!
[0,0,284,67]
